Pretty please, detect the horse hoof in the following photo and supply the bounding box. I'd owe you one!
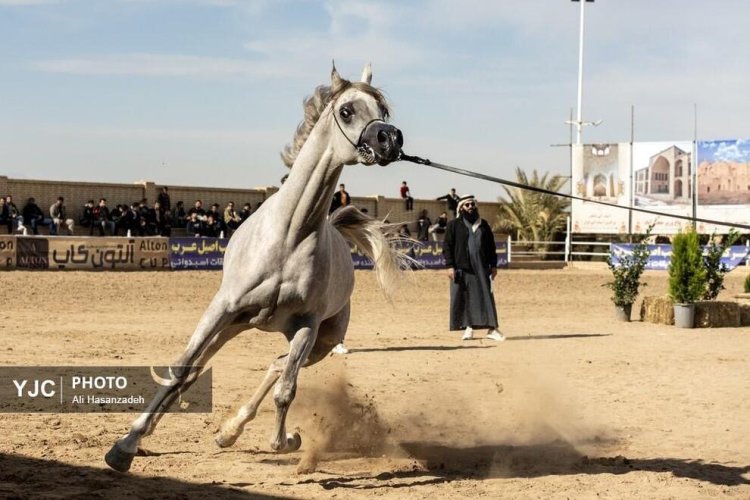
[215,432,239,448]
[105,443,135,472]
[286,432,302,452]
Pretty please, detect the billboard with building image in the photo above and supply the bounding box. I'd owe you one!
[630,141,694,234]
[695,139,750,234]
[571,143,631,233]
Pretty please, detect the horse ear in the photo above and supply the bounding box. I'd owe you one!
[331,61,344,90]
[360,63,372,85]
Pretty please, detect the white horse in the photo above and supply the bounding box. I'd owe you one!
[105,64,407,472]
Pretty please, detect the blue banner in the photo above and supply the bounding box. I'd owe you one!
[351,241,509,270]
[610,244,750,271]
[168,238,509,271]
[170,237,228,270]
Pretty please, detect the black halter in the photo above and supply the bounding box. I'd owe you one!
[331,106,387,164]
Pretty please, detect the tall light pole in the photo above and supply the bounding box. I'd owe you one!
[572,0,595,144]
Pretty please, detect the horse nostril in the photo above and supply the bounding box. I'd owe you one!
[377,130,388,144]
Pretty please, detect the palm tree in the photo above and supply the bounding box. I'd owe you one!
[495,167,569,255]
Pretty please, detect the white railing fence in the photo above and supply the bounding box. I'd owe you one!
[505,216,750,265]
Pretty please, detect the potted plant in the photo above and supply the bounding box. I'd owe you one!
[668,229,707,328]
[604,229,651,321]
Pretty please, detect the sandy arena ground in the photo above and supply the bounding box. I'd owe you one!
[1,267,750,499]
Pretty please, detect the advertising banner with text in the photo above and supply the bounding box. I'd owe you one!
[0,236,15,269]
[15,237,49,269]
[610,244,750,271]
[170,238,229,270]
[351,241,509,270]
[46,237,170,270]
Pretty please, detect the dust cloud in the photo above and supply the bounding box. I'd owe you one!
[292,356,619,475]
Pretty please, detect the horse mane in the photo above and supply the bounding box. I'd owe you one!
[281,80,390,168]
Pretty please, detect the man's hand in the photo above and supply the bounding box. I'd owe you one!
[447,268,455,281]
[490,268,497,280]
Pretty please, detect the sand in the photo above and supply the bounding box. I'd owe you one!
[1,267,749,499]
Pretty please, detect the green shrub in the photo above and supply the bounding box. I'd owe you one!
[744,273,750,293]
[703,229,739,300]
[604,229,651,307]
[668,229,707,304]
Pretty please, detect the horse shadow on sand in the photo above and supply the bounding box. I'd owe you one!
[289,439,750,491]
[0,452,280,499]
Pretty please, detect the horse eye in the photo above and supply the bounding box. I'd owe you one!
[339,107,353,122]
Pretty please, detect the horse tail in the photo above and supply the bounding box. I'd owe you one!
[329,205,416,300]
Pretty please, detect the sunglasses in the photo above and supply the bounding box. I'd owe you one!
[463,202,476,208]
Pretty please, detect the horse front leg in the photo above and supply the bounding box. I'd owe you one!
[105,296,238,472]
[270,322,318,452]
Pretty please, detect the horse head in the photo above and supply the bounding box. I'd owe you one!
[329,63,403,166]
[281,63,403,169]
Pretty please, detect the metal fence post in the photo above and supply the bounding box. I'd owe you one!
[565,216,571,263]
[507,235,512,264]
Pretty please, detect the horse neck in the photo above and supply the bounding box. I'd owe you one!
[277,120,344,244]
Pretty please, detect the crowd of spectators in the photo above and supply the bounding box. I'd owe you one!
[1,187,258,239]
[3,184,461,241]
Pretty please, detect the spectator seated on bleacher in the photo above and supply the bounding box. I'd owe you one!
[202,213,222,238]
[173,201,187,228]
[186,212,204,237]
[79,200,95,232]
[22,197,49,235]
[429,212,449,241]
[49,197,75,236]
[5,195,24,234]
[92,198,116,236]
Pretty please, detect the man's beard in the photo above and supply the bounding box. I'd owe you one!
[463,210,479,223]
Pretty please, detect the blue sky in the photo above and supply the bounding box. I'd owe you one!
[2,0,750,203]
[698,140,750,164]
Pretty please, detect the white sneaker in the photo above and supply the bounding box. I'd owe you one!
[462,327,474,340]
[332,343,349,355]
[486,329,505,341]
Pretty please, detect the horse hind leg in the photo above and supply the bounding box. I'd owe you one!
[105,296,240,472]
[215,354,285,448]
[305,302,350,366]
[215,305,349,449]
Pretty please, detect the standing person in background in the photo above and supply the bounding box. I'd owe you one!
[49,197,75,235]
[437,188,460,217]
[443,195,504,342]
[330,183,350,213]
[400,181,413,211]
[157,186,171,211]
